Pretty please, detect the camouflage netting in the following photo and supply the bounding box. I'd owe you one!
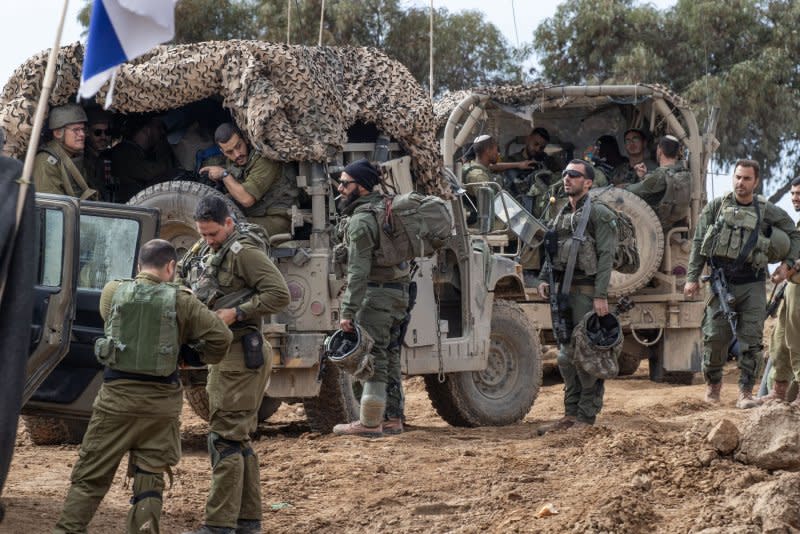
[0,40,445,195]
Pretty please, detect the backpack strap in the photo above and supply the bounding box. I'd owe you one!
[560,195,593,296]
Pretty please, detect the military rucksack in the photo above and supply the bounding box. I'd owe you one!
[368,192,453,266]
[656,166,691,226]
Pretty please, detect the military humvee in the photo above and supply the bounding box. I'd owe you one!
[435,84,719,383]
[0,40,542,445]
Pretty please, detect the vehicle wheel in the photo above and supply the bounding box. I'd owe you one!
[303,364,360,433]
[617,352,641,376]
[592,188,665,298]
[184,386,281,423]
[424,299,542,427]
[127,181,244,256]
[22,416,87,446]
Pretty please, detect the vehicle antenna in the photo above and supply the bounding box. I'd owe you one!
[429,0,434,99]
[318,0,326,46]
[286,0,291,45]
[511,0,523,82]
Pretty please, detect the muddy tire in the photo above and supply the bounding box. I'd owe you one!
[593,188,665,298]
[303,365,360,433]
[424,300,542,427]
[184,386,281,423]
[127,181,244,256]
[22,416,88,446]
[617,352,641,376]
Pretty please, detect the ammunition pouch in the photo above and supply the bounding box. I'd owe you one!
[241,330,265,370]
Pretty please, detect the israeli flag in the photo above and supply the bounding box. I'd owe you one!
[78,0,178,101]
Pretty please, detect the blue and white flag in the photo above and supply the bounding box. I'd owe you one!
[78,0,178,102]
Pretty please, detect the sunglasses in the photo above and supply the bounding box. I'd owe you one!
[561,169,586,179]
[339,180,356,187]
[92,128,110,136]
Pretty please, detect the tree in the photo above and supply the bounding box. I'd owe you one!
[533,0,800,196]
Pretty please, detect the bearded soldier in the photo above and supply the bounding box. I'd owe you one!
[53,239,232,534]
[535,159,618,433]
[332,159,411,437]
[181,196,289,534]
[685,160,800,408]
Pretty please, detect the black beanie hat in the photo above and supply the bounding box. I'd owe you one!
[344,159,381,190]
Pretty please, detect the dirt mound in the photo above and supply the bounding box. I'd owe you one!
[736,402,800,470]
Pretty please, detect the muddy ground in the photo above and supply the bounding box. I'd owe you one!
[1,360,786,533]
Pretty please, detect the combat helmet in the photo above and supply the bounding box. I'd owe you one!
[573,311,623,379]
[48,104,88,130]
[324,324,375,380]
[768,227,791,263]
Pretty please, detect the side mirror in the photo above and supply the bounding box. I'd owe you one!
[476,186,494,234]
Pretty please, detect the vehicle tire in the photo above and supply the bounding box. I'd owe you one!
[424,299,542,427]
[127,181,244,256]
[184,386,281,423]
[22,416,88,446]
[303,364,360,433]
[617,351,641,376]
[592,188,665,298]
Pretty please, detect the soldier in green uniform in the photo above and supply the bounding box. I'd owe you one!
[83,108,114,201]
[332,159,411,437]
[622,135,692,229]
[182,196,290,534]
[759,176,800,405]
[535,160,618,433]
[502,127,562,219]
[33,104,98,200]
[110,116,178,202]
[617,128,657,185]
[685,160,800,408]
[53,239,232,534]
[200,123,298,239]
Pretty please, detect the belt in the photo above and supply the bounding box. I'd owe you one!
[104,368,179,384]
[367,281,406,291]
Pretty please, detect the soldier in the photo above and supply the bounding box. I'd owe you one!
[501,127,562,218]
[622,135,691,229]
[33,104,98,199]
[759,176,800,405]
[535,159,618,433]
[617,128,657,185]
[332,159,411,437]
[685,160,800,408]
[181,195,290,534]
[84,108,114,200]
[53,239,232,534]
[200,123,299,238]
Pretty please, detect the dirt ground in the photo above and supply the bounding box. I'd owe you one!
[1,360,782,534]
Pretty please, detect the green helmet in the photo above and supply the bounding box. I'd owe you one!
[768,227,791,263]
[573,311,623,379]
[324,324,375,380]
[48,104,87,130]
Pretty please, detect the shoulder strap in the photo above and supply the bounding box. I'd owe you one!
[733,197,762,268]
[560,195,593,296]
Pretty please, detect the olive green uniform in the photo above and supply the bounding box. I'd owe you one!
[613,158,657,186]
[688,194,800,389]
[227,151,298,237]
[33,139,98,200]
[624,161,691,227]
[180,229,290,530]
[341,192,411,424]
[109,140,174,202]
[768,221,800,384]
[462,162,503,231]
[53,272,232,534]
[83,147,113,201]
[536,195,617,424]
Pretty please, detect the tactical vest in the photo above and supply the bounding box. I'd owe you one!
[699,194,771,269]
[549,201,598,276]
[94,280,180,377]
[655,164,691,226]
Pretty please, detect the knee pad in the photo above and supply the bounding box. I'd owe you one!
[130,466,164,506]
[208,432,243,468]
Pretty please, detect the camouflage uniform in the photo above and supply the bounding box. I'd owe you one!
[33,139,98,200]
[624,161,691,228]
[180,229,289,530]
[538,195,617,424]
[110,140,174,202]
[226,151,298,237]
[688,194,800,390]
[340,191,411,425]
[53,272,232,534]
[613,158,657,186]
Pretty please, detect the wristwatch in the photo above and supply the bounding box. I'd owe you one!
[220,170,230,179]
[235,306,246,322]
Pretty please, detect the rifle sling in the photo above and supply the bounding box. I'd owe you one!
[560,194,592,296]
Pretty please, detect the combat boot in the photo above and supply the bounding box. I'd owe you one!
[383,417,404,435]
[182,525,235,534]
[756,380,789,404]
[236,519,262,534]
[332,420,383,438]
[704,383,722,404]
[536,415,576,436]
[736,388,758,409]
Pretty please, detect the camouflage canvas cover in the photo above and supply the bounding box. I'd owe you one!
[1,40,444,195]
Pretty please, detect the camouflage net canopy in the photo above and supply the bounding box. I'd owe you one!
[0,40,444,195]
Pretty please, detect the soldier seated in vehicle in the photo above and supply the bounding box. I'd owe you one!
[461,134,504,228]
[200,123,299,239]
[33,104,99,200]
[585,135,624,186]
[83,107,116,201]
[616,128,657,185]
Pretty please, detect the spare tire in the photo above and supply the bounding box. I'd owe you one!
[127,181,244,255]
[592,188,665,298]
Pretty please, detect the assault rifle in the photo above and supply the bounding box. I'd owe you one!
[701,265,740,359]
[543,230,572,345]
[766,281,787,318]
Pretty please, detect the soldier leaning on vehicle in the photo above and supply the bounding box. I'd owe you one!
[53,239,232,534]
[685,160,800,408]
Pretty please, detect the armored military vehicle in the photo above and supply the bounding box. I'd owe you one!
[436,84,719,383]
[0,40,542,444]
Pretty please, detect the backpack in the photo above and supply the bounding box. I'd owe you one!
[236,221,270,254]
[369,192,453,266]
[611,209,640,274]
[656,167,691,226]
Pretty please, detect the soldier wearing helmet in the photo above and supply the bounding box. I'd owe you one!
[33,104,98,199]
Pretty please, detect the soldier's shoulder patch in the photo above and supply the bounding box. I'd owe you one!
[46,155,58,165]
[231,240,243,254]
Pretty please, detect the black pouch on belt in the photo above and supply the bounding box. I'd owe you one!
[241,330,265,369]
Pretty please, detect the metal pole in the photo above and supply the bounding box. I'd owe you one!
[286,0,291,45]
[318,0,325,46]
[429,0,434,99]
